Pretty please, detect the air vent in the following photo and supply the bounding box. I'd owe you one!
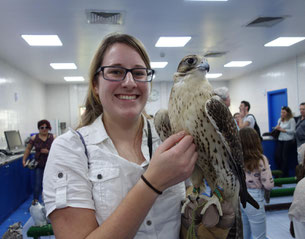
[246,16,285,27]
[86,10,124,25]
[204,51,227,58]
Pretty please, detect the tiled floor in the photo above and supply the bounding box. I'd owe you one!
[0,192,295,238]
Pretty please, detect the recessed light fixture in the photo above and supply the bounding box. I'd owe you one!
[206,73,223,78]
[151,62,168,68]
[224,61,252,67]
[64,77,85,82]
[21,35,63,46]
[264,37,305,47]
[50,63,77,70]
[155,37,191,47]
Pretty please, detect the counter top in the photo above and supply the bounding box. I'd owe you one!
[0,153,24,166]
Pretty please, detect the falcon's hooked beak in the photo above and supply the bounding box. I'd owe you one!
[197,61,210,73]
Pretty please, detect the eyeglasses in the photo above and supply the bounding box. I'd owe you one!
[39,126,49,130]
[95,66,154,82]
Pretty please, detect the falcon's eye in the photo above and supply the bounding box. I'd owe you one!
[186,58,196,65]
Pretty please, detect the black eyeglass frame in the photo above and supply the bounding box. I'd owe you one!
[95,66,155,82]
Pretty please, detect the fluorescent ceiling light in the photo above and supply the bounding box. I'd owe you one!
[264,37,305,47]
[151,62,168,68]
[50,63,77,70]
[186,0,228,1]
[224,61,252,67]
[155,37,191,47]
[206,73,222,78]
[21,35,63,46]
[64,76,85,82]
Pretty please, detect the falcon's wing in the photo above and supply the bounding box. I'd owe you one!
[205,96,259,209]
[154,109,172,142]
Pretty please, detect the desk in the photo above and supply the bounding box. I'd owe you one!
[0,154,34,224]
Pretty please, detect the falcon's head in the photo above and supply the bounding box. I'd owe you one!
[177,55,210,74]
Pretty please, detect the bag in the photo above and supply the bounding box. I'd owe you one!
[25,158,38,169]
[1,222,23,239]
[262,129,280,140]
[248,114,263,141]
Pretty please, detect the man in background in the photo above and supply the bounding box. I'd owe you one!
[296,102,305,164]
[214,87,231,107]
[238,100,255,129]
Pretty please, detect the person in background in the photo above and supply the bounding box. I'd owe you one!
[233,112,240,127]
[288,151,305,239]
[22,119,55,204]
[238,100,255,129]
[214,86,239,129]
[274,106,296,177]
[42,33,232,239]
[296,102,305,164]
[239,127,274,239]
[214,86,231,107]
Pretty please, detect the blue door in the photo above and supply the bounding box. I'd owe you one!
[267,89,288,131]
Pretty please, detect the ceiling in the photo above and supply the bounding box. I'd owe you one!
[1,0,305,84]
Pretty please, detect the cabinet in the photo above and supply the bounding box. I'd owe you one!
[0,156,34,224]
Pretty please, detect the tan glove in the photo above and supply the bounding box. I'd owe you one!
[181,195,235,239]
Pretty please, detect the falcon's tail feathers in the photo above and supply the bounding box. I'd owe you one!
[243,191,259,209]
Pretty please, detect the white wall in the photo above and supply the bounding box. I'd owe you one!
[45,84,88,131]
[0,58,46,148]
[229,53,305,134]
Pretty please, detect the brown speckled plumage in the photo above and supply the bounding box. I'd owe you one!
[154,55,258,239]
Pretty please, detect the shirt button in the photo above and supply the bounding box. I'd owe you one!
[58,172,63,178]
[97,174,103,179]
[146,220,152,226]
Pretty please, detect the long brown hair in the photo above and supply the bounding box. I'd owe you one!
[281,106,293,121]
[239,127,265,171]
[78,33,152,128]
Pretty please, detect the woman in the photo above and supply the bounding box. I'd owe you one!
[43,33,199,239]
[275,106,296,177]
[239,127,274,239]
[22,119,54,204]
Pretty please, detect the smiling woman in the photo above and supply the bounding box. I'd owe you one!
[42,33,199,239]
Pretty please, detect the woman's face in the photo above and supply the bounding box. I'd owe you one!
[39,124,49,134]
[94,43,149,122]
[281,109,287,119]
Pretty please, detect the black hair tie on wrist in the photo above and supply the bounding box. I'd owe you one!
[141,175,162,195]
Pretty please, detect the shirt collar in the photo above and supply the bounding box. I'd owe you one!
[81,114,151,146]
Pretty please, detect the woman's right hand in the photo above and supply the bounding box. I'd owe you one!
[143,131,198,192]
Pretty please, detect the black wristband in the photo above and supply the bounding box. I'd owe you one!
[141,175,162,195]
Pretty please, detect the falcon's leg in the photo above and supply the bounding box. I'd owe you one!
[199,187,224,216]
[181,166,205,214]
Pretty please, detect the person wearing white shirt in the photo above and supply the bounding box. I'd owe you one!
[43,33,233,239]
[274,106,296,177]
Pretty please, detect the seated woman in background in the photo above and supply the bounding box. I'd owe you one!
[275,106,296,177]
[22,119,55,204]
[239,127,274,239]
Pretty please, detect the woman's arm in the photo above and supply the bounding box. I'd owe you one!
[48,132,197,239]
[260,156,274,190]
[22,136,35,167]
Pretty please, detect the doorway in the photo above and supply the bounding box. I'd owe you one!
[267,88,288,131]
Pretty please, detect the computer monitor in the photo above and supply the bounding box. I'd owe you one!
[4,130,23,151]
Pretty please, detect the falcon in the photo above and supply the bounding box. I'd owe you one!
[154,55,259,238]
